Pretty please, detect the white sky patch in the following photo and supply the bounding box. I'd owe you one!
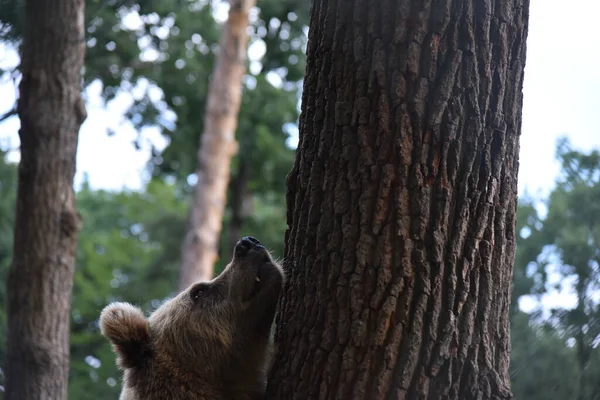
[248,39,267,61]
[212,0,229,24]
[518,0,600,199]
[121,10,144,31]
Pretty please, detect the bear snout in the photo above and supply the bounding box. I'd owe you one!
[234,236,265,257]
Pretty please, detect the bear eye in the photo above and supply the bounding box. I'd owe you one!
[190,283,210,301]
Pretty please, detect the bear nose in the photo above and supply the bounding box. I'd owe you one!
[245,236,261,245]
[235,236,263,256]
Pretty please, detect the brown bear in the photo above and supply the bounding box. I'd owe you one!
[100,236,284,400]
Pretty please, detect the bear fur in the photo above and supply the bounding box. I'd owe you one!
[100,237,284,400]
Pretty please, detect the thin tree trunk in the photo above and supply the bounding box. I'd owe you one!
[179,0,256,290]
[227,127,256,252]
[5,0,86,397]
[267,1,529,399]
[228,153,251,252]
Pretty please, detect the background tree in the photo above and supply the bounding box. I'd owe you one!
[509,139,600,399]
[4,0,87,396]
[544,140,600,375]
[266,0,528,398]
[510,196,547,313]
[509,310,581,399]
[179,0,257,288]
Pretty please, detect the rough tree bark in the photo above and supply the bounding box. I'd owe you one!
[5,0,87,397]
[267,0,529,399]
[179,0,256,290]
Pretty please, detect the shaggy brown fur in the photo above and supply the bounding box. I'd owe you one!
[100,237,284,400]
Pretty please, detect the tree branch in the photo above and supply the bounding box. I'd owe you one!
[0,107,17,123]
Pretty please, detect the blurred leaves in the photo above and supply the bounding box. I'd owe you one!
[0,151,17,376]
[511,138,600,399]
[67,178,187,398]
[510,311,582,399]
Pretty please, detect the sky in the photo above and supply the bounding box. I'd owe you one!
[0,0,599,311]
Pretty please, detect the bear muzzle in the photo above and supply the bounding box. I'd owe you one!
[231,236,277,301]
[234,236,265,257]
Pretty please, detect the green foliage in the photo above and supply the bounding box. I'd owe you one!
[0,155,188,396]
[0,151,17,387]
[510,311,581,400]
[579,348,600,400]
[68,179,187,398]
[538,140,600,359]
[511,138,600,399]
[512,196,548,312]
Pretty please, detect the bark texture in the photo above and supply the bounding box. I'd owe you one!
[179,0,256,290]
[5,0,87,397]
[267,0,529,399]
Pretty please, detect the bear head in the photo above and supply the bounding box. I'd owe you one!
[100,236,284,400]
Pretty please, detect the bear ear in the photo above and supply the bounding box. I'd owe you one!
[100,302,152,369]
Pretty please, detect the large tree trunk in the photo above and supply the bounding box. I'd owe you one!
[267,1,529,399]
[5,0,87,397]
[179,0,256,290]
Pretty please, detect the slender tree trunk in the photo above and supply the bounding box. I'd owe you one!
[267,1,529,399]
[5,0,86,397]
[228,154,251,252]
[179,0,256,290]
[227,128,256,252]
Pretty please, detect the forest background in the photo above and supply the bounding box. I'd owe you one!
[0,0,600,398]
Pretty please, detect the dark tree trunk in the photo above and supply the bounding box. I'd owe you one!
[227,127,256,252]
[266,1,529,399]
[228,153,251,252]
[4,0,86,397]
